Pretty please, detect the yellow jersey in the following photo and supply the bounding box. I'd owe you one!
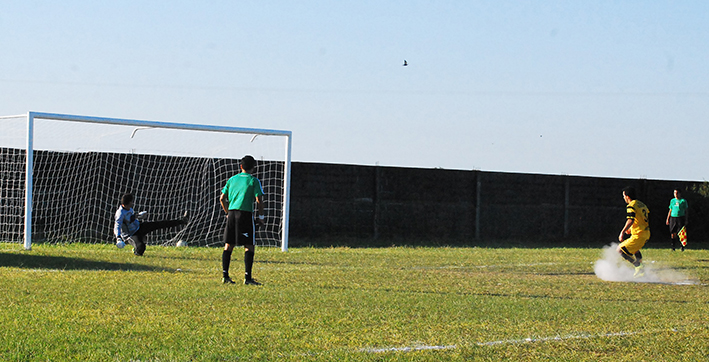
[626,199,650,235]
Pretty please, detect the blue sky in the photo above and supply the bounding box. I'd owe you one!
[1,1,708,181]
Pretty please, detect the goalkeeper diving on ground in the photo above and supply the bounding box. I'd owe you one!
[114,193,188,256]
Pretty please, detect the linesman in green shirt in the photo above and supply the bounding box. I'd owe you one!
[219,155,265,285]
[666,189,688,251]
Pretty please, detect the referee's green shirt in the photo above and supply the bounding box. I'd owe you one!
[222,172,264,212]
[668,198,688,217]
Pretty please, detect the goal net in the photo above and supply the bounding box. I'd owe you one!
[0,112,291,251]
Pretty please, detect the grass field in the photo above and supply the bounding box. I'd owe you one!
[1,242,707,361]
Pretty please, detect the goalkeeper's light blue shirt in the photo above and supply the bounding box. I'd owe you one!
[114,206,140,238]
[221,172,264,212]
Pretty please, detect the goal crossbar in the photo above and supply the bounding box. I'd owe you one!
[12,111,292,251]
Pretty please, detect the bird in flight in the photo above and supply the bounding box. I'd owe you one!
[403,60,408,66]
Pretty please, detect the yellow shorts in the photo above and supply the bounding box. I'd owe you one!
[619,230,650,255]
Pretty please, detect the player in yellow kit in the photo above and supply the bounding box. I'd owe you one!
[618,186,650,278]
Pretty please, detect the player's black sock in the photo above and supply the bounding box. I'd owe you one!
[244,250,255,280]
[633,251,643,267]
[222,250,233,278]
[619,248,635,264]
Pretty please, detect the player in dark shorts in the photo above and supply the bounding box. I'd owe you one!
[219,155,265,285]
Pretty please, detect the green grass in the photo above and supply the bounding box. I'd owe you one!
[1,243,707,361]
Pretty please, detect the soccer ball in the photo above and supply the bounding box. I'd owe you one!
[116,239,126,249]
[176,240,187,247]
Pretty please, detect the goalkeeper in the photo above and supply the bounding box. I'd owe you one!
[114,193,188,256]
[219,155,265,285]
[618,186,651,278]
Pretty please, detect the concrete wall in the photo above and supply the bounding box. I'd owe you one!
[290,162,705,246]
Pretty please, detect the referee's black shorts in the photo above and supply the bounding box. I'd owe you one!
[224,210,255,246]
[668,216,686,235]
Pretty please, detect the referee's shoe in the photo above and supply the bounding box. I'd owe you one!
[244,278,262,286]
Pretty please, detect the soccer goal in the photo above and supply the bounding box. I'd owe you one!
[0,112,292,251]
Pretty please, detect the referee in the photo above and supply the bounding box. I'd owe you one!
[219,155,265,285]
[666,189,688,251]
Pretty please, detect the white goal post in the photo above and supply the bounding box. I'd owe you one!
[0,111,292,251]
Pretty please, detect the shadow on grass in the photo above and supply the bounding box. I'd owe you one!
[317,284,703,305]
[257,259,328,266]
[289,237,605,249]
[291,237,709,249]
[0,252,172,272]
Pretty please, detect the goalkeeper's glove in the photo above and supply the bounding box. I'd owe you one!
[116,237,126,249]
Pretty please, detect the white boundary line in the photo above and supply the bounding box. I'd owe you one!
[364,344,457,353]
[362,328,680,354]
[476,330,641,346]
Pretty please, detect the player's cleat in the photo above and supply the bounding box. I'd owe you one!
[244,278,262,286]
[222,276,236,284]
[633,265,645,278]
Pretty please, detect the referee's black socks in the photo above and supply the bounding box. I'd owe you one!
[222,249,233,278]
[245,250,255,280]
